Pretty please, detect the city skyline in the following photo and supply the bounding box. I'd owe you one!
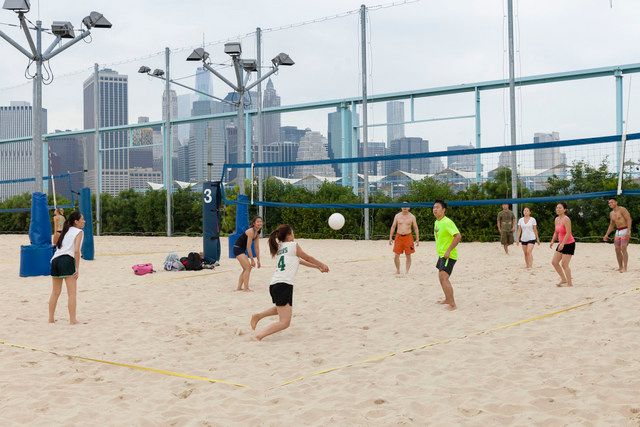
[0,0,637,155]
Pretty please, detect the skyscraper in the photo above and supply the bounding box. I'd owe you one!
[262,78,281,144]
[48,130,83,201]
[176,93,194,145]
[189,99,224,183]
[0,101,48,200]
[162,89,179,154]
[387,137,431,175]
[83,68,128,195]
[195,67,212,100]
[386,101,405,144]
[447,144,476,172]
[533,132,566,169]
[358,141,386,175]
[292,131,335,178]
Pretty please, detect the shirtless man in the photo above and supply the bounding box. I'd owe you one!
[389,203,420,275]
[603,198,632,272]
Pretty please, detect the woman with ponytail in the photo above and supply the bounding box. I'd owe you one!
[49,211,85,324]
[250,224,329,341]
[233,216,263,291]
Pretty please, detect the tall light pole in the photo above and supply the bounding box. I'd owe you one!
[0,2,111,193]
[507,0,518,228]
[186,44,294,196]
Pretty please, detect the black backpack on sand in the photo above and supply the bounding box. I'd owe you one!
[185,252,203,271]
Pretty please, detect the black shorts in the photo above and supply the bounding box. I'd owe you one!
[435,257,456,276]
[556,242,576,255]
[520,240,537,245]
[51,255,76,278]
[232,245,246,257]
[269,282,293,306]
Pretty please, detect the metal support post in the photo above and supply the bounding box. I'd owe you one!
[33,21,43,192]
[507,0,519,224]
[245,110,252,180]
[94,64,101,236]
[237,90,245,195]
[360,4,370,240]
[615,69,623,171]
[340,103,349,187]
[164,47,172,236]
[475,87,482,184]
[351,101,358,196]
[256,27,264,224]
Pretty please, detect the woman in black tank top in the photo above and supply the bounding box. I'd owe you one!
[234,216,263,291]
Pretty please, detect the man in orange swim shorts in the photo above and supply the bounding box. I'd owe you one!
[389,203,420,275]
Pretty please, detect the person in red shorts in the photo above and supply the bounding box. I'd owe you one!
[389,203,420,275]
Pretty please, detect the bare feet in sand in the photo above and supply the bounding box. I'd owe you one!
[250,314,260,330]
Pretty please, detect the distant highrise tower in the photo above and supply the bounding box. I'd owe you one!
[533,132,565,169]
[195,67,212,100]
[447,144,476,172]
[280,126,307,145]
[176,93,194,144]
[83,68,128,195]
[0,101,48,200]
[48,130,83,201]
[130,117,154,170]
[292,131,336,178]
[358,141,387,175]
[262,78,281,144]
[386,101,405,144]
[162,89,179,154]
[327,108,360,176]
[388,137,431,175]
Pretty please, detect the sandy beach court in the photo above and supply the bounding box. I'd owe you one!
[1,235,639,425]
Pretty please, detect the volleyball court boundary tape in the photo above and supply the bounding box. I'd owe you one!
[1,287,637,390]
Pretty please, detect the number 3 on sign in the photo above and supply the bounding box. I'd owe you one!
[203,188,212,204]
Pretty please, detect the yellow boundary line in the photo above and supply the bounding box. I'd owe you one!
[277,287,640,387]
[0,339,247,388]
[2,288,636,390]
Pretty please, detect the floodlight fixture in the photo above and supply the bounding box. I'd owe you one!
[272,52,294,67]
[138,65,151,74]
[82,11,112,29]
[240,59,258,72]
[51,21,75,39]
[224,42,242,56]
[2,0,30,12]
[152,69,165,77]
[186,47,209,61]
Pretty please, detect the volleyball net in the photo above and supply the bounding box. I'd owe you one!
[221,132,640,241]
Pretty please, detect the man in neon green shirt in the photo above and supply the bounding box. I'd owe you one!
[433,199,462,310]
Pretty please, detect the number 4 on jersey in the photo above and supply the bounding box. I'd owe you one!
[277,255,286,271]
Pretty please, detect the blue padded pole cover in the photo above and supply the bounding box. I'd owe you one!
[80,187,95,260]
[202,181,222,263]
[28,192,52,245]
[228,194,250,259]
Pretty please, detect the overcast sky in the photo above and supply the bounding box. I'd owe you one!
[0,0,638,163]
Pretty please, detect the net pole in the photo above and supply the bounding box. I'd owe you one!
[94,63,101,236]
[256,27,265,231]
[360,5,370,240]
[616,132,627,195]
[507,0,519,228]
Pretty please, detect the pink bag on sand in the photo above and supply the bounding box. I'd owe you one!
[132,263,155,275]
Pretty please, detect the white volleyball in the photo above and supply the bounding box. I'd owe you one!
[328,213,345,230]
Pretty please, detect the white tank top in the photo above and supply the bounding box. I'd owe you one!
[51,227,83,261]
[269,241,300,286]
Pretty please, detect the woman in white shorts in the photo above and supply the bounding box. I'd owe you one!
[516,207,540,269]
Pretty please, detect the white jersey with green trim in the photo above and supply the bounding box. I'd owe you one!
[269,241,300,286]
